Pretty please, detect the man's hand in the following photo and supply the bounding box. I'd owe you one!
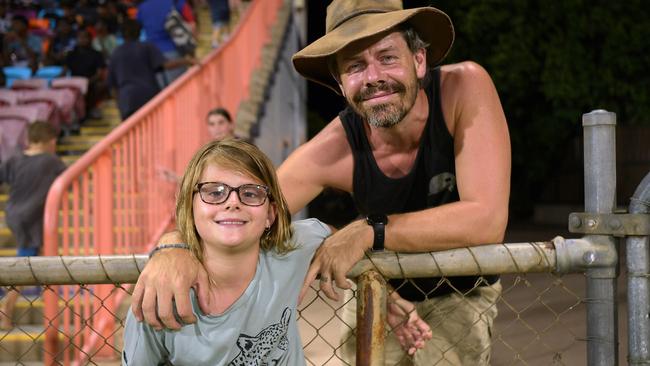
[387,292,432,355]
[131,232,211,330]
[300,220,371,301]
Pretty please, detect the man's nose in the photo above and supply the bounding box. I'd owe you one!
[363,62,385,86]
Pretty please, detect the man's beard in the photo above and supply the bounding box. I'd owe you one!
[350,78,418,128]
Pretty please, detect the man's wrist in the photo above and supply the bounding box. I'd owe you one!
[148,243,190,259]
[366,214,388,252]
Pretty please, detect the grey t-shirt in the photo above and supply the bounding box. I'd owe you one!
[123,219,331,366]
[0,152,66,249]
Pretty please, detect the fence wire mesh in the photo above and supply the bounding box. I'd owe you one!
[0,245,591,366]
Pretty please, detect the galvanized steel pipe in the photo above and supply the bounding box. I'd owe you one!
[583,109,619,366]
[627,172,650,365]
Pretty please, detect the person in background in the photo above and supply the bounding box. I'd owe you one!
[65,29,108,120]
[92,20,117,60]
[108,19,194,120]
[74,0,98,28]
[206,107,235,141]
[208,0,229,48]
[136,0,191,85]
[2,14,41,71]
[96,2,120,35]
[0,122,66,330]
[45,17,76,66]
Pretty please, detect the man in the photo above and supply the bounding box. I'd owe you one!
[108,20,194,120]
[132,0,510,364]
[2,15,42,71]
[137,0,193,85]
[65,30,107,120]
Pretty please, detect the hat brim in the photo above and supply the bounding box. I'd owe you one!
[292,7,454,94]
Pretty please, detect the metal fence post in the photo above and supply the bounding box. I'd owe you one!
[356,270,387,366]
[582,110,619,365]
[626,172,650,365]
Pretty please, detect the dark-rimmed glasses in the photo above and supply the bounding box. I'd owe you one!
[195,182,270,206]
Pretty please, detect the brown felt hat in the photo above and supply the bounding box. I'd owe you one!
[292,0,454,94]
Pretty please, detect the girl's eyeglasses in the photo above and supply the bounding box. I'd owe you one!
[195,182,270,206]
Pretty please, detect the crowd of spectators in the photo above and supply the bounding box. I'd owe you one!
[0,0,207,128]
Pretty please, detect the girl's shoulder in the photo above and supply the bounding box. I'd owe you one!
[291,218,331,246]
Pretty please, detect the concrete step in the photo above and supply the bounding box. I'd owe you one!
[59,135,104,145]
[0,325,44,362]
[1,295,43,327]
[56,142,95,153]
[61,155,79,166]
[80,125,113,136]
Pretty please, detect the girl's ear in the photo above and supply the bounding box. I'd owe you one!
[266,202,277,228]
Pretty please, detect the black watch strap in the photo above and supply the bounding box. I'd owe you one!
[366,214,388,252]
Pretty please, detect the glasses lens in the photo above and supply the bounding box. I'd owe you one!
[199,183,230,204]
[238,184,268,206]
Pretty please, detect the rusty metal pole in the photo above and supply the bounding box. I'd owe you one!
[356,270,387,366]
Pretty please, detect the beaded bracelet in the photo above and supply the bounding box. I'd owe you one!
[148,243,190,259]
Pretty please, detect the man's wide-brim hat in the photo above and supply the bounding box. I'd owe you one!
[292,0,454,94]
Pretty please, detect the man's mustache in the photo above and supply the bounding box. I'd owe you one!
[353,82,406,104]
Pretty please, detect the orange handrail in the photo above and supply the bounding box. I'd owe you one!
[41,0,284,364]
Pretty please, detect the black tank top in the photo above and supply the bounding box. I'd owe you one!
[340,67,497,301]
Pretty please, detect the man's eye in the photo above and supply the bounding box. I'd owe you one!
[346,63,362,73]
[381,55,397,63]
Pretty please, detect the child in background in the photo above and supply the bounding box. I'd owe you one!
[124,139,431,364]
[0,122,66,330]
[206,107,235,141]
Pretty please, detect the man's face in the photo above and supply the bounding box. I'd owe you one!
[77,32,91,47]
[207,114,234,141]
[335,31,426,128]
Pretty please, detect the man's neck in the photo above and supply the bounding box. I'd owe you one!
[24,145,49,156]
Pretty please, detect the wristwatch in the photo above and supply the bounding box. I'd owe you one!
[366,214,388,252]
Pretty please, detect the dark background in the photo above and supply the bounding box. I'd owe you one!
[305,0,650,225]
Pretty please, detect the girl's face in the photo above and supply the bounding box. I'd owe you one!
[193,163,275,253]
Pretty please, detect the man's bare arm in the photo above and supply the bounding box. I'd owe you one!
[131,231,212,330]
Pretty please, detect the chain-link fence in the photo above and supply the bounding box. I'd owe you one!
[2,109,646,366]
[0,239,600,365]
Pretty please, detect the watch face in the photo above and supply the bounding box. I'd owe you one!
[367,214,388,225]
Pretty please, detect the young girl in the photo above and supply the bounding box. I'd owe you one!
[123,139,430,365]
[123,139,328,365]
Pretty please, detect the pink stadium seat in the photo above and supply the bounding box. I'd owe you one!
[17,89,77,128]
[51,77,88,95]
[11,78,49,90]
[0,106,41,162]
[51,77,89,120]
[0,89,19,106]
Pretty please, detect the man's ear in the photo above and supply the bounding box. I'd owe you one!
[414,48,427,80]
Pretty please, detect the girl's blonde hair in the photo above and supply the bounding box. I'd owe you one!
[176,139,294,262]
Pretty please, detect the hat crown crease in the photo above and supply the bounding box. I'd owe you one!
[328,9,389,32]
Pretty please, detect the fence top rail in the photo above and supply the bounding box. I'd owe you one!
[0,240,566,286]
